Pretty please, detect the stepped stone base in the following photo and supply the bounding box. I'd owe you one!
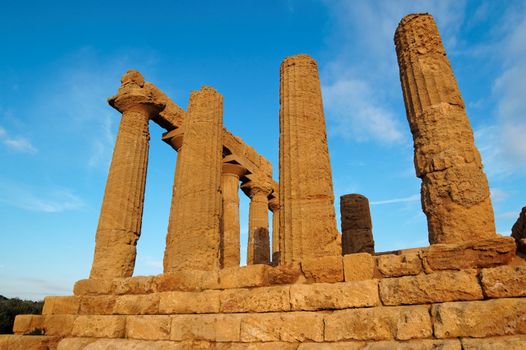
[5,237,526,349]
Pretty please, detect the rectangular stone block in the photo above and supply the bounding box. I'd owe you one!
[56,337,97,350]
[73,279,113,296]
[13,315,43,335]
[376,253,423,277]
[422,236,516,272]
[42,315,76,336]
[126,315,171,340]
[154,270,219,292]
[301,256,344,283]
[170,314,241,342]
[113,294,160,315]
[379,270,483,305]
[290,280,379,311]
[268,263,304,285]
[42,296,80,315]
[79,295,116,315]
[297,339,462,350]
[480,265,526,298]
[280,312,324,342]
[159,290,220,314]
[343,253,376,281]
[462,335,526,350]
[219,264,270,289]
[112,276,156,295]
[432,298,526,338]
[216,342,298,350]
[325,305,432,341]
[72,315,126,338]
[240,314,281,342]
[220,286,290,313]
[0,335,61,350]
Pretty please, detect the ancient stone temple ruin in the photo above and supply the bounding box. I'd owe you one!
[2,13,525,350]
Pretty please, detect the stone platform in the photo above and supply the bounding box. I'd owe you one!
[3,236,526,349]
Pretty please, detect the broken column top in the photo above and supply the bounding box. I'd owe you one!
[280,54,317,68]
[395,13,446,57]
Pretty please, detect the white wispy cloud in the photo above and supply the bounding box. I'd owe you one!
[321,0,466,144]
[0,125,37,154]
[370,194,420,206]
[0,179,84,213]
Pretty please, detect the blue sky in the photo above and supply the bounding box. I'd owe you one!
[1,0,525,300]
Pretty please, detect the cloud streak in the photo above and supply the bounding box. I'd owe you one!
[370,194,420,206]
[0,125,37,154]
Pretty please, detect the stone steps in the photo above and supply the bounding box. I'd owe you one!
[0,335,60,350]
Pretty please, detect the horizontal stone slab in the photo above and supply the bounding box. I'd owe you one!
[324,305,432,341]
[302,256,344,283]
[343,253,376,282]
[113,294,160,315]
[12,315,43,335]
[379,270,483,305]
[480,265,526,298]
[159,290,220,314]
[42,296,80,315]
[461,334,526,350]
[433,298,526,338]
[298,339,461,349]
[0,335,61,350]
[376,253,423,277]
[421,236,516,272]
[72,315,126,338]
[42,314,76,336]
[126,315,171,341]
[220,286,290,313]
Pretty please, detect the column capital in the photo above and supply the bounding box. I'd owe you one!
[162,128,184,151]
[241,178,273,199]
[222,162,248,178]
[269,197,279,212]
[108,70,165,116]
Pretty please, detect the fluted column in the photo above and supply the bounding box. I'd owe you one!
[269,196,280,264]
[163,87,224,272]
[279,54,341,264]
[395,14,496,244]
[243,181,272,265]
[220,163,247,268]
[340,194,375,254]
[90,70,164,279]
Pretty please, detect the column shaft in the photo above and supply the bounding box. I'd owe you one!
[279,54,341,264]
[269,199,280,264]
[163,87,224,272]
[395,14,496,243]
[221,172,241,268]
[247,189,270,265]
[340,194,374,254]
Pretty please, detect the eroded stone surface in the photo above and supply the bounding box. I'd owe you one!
[302,255,344,283]
[462,335,526,350]
[72,315,126,338]
[343,253,376,281]
[377,253,423,277]
[340,194,375,254]
[480,265,526,298]
[13,315,43,335]
[395,13,495,244]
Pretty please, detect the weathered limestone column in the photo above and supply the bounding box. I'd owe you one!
[242,180,272,265]
[512,207,526,253]
[220,163,246,268]
[163,87,224,272]
[269,196,280,264]
[90,70,164,279]
[279,54,341,264]
[395,14,496,244]
[340,194,375,254]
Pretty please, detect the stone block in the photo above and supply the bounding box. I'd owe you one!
[215,315,243,342]
[433,298,526,338]
[154,270,219,292]
[422,236,516,272]
[240,314,281,342]
[379,270,483,305]
[219,265,270,289]
[280,312,324,342]
[42,296,80,315]
[12,315,43,335]
[73,279,113,296]
[0,335,61,350]
[376,253,423,277]
[216,342,298,350]
[56,337,97,350]
[220,286,290,313]
[113,294,160,315]
[112,276,156,295]
[298,339,461,349]
[72,315,126,338]
[268,263,304,285]
[480,265,526,298]
[79,295,116,315]
[290,280,379,311]
[300,255,344,283]
[343,253,376,281]
[170,314,239,342]
[325,305,432,341]
[159,290,220,314]
[462,335,526,350]
[42,315,76,336]
[126,315,171,340]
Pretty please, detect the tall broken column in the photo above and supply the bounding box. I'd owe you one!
[242,180,272,265]
[90,70,164,279]
[269,195,280,264]
[340,194,375,254]
[395,13,496,244]
[220,163,246,268]
[163,87,224,272]
[279,54,341,264]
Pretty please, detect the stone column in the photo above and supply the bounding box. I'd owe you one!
[279,54,341,264]
[163,86,224,272]
[269,196,280,264]
[395,14,496,244]
[242,181,272,265]
[220,163,246,268]
[90,70,164,279]
[340,194,375,255]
